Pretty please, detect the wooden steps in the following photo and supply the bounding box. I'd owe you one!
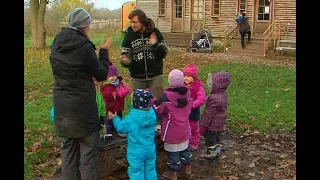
[162,32,275,57]
[225,35,274,57]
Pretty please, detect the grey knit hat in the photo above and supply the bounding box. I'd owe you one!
[67,8,92,28]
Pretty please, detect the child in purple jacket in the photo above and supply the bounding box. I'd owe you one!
[154,69,193,180]
[199,71,231,160]
[183,64,206,151]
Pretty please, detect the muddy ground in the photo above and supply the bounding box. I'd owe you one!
[107,129,296,180]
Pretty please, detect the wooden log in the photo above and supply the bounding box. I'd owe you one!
[54,132,164,180]
[98,132,165,179]
[97,134,128,179]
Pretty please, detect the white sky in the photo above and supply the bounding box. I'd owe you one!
[93,0,135,10]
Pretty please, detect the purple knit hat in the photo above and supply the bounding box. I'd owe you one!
[183,64,198,78]
[208,71,231,91]
[168,69,185,87]
[107,64,118,78]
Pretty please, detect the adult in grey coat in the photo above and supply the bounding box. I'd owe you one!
[50,8,112,180]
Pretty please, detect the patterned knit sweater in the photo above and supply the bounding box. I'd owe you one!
[120,26,168,79]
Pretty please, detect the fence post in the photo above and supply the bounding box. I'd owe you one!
[264,37,266,57]
[224,33,227,53]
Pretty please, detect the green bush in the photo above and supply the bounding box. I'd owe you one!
[213,40,225,52]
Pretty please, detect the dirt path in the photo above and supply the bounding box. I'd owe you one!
[183,129,296,180]
[108,129,296,180]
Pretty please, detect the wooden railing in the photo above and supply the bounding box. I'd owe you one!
[263,20,280,56]
[223,21,238,53]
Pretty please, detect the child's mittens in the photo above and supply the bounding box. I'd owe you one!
[107,111,116,119]
[200,126,207,136]
[149,97,156,107]
[153,104,159,110]
[120,55,132,66]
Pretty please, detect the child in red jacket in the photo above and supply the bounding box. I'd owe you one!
[100,63,131,138]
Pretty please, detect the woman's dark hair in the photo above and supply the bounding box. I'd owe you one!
[128,9,155,33]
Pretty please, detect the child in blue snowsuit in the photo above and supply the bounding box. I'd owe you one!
[107,89,158,180]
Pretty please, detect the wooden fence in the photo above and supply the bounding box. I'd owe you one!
[60,19,121,30]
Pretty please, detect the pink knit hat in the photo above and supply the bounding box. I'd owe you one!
[107,63,118,78]
[183,64,198,78]
[168,69,185,87]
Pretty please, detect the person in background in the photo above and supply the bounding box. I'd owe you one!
[236,12,251,48]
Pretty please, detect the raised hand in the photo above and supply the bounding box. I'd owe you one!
[100,36,113,49]
[121,55,131,65]
[107,111,116,119]
[149,32,157,45]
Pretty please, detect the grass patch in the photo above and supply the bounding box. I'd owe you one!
[198,63,296,134]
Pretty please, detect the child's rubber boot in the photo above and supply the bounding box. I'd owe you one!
[204,145,219,160]
[162,169,177,180]
[184,164,194,179]
[118,133,127,137]
[215,144,223,156]
[185,166,192,175]
[103,121,112,140]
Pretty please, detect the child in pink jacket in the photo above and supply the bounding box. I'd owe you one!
[183,64,206,151]
[154,69,193,179]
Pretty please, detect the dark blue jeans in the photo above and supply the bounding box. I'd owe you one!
[165,148,192,171]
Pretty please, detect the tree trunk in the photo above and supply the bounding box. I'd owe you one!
[30,0,39,48]
[30,0,47,49]
[37,0,47,48]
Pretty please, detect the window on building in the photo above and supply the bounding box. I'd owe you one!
[174,0,183,18]
[239,0,246,14]
[193,0,204,19]
[159,0,165,16]
[258,0,270,20]
[211,0,220,16]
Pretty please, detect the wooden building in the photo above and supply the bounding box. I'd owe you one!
[135,0,296,40]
